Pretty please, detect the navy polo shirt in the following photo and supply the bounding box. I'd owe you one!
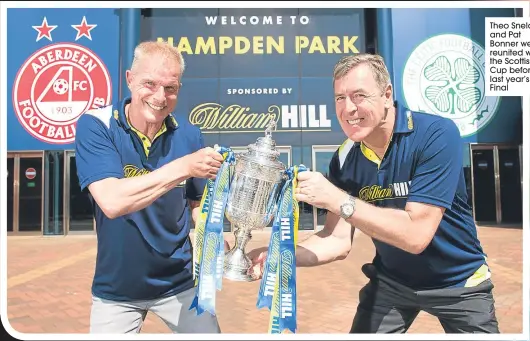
[328,105,489,290]
[74,97,207,301]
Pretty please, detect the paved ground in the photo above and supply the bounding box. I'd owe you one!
[4,225,524,335]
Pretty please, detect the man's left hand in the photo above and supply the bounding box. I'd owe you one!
[295,171,344,211]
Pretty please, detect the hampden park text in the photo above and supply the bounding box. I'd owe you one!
[157,36,360,54]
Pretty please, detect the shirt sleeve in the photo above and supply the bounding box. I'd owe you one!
[185,129,208,201]
[407,118,463,210]
[74,111,124,192]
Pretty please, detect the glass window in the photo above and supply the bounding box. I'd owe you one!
[7,157,14,232]
[18,156,43,232]
[312,146,339,230]
[67,152,95,233]
[44,151,64,235]
[462,143,473,209]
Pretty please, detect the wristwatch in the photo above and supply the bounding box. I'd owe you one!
[339,195,356,220]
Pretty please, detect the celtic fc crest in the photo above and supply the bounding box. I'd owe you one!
[402,34,500,137]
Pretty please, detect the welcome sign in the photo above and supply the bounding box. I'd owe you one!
[140,8,366,141]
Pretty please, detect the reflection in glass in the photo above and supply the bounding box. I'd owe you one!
[498,148,522,223]
[472,149,496,222]
[462,144,473,208]
[69,156,94,231]
[278,152,289,169]
[292,146,315,230]
[44,151,64,235]
[313,150,337,228]
[7,157,14,232]
[18,157,43,232]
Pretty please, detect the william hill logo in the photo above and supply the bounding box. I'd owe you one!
[123,164,186,186]
[124,165,149,178]
[358,181,411,202]
[189,102,331,133]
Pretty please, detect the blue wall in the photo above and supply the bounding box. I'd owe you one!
[392,7,522,144]
[7,8,120,151]
[140,9,367,150]
[7,7,522,152]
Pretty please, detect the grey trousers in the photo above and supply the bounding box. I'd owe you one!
[90,286,221,334]
[350,263,500,334]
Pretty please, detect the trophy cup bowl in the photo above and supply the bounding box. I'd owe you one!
[223,122,286,282]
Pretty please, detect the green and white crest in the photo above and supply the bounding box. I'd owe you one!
[402,34,500,137]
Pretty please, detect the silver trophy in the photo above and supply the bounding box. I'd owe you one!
[223,120,286,281]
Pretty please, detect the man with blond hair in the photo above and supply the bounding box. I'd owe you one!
[75,40,227,333]
[248,53,500,333]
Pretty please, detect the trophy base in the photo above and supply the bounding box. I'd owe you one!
[223,247,254,282]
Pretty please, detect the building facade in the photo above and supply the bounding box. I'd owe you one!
[7,7,523,235]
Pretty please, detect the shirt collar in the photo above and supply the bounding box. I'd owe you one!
[114,97,179,131]
[393,102,415,134]
[352,102,415,149]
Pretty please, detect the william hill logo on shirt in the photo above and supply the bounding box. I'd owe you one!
[358,181,411,202]
[123,164,186,186]
[124,165,150,178]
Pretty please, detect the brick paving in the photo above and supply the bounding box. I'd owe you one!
[4,225,524,334]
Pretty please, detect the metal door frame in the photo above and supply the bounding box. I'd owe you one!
[63,150,96,235]
[469,143,522,224]
[7,151,45,235]
[312,145,340,231]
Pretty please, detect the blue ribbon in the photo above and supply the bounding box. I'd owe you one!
[189,146,234,316]
[256,211,281,310]
[193,179,214,282]
[258,164,307,334]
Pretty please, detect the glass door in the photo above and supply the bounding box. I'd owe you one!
[497,145,522,223]
[7,155,14,233]
[470,147,497,223]
[64,151,95,233]
[312,145,339,231]
[44,151,65,235]
[15,152,44,233]
[470,144,522,224]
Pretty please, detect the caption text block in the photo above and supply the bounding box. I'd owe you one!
[485,17,530,96]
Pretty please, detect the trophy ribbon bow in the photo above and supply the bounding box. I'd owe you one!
[190,145,235,316]
[257,164,308,334]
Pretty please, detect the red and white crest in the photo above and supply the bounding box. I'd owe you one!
[12,43,112,144]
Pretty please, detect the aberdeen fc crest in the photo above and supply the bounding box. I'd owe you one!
[12,16,111,144]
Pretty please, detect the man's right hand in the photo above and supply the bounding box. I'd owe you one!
[184,147,224,179]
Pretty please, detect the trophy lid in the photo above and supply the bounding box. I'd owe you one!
[241,120,285,170]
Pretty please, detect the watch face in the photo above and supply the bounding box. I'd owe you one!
[342,204,353,216]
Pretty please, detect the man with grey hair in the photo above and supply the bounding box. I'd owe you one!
[75,40,228,333]
[249,53,499,334]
